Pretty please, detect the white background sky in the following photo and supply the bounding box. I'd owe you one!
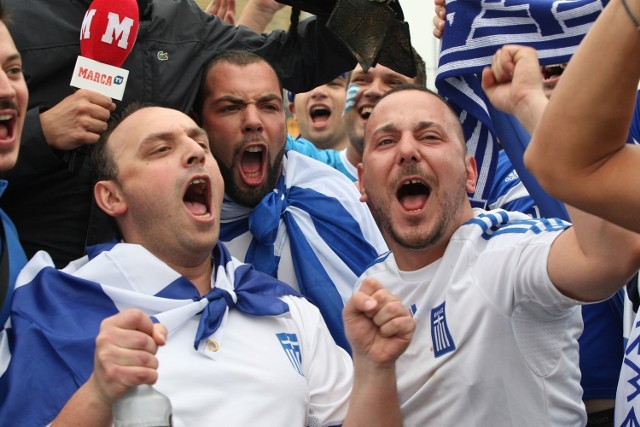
[402,0,439,90]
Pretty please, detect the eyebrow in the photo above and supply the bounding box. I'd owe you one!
[212,93,282,105]
[5,53,21,63]
[413,121,444,133]
[0,53,22,68]
[372,120,444,136]
[138,126,208,151]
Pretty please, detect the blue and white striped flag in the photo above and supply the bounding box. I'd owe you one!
[435,0,607,207]
[0,242,300,426]
[220,151,387,353]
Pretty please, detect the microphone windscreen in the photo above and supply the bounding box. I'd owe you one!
[80,0,140,68]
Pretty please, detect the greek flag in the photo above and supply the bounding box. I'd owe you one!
[0,242,300,426]
[220,151,387,353]
[277,332,304,376]
[431,302,455,358]
[435,0,607,207]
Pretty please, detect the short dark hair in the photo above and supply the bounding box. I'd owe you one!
[88,102,156,240]
[0,1,7,23]
[411,48,427,88]
[89,102,153,184]
[193,50,283,122]
[346,47,427,88]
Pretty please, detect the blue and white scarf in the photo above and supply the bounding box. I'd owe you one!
[435,0,607,208]
[220,151,385,353]
[0,242,300,426]
[618,285,640,425]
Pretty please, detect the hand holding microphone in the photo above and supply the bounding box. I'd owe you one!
[41,89,115,151]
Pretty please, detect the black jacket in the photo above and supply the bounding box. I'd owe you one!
[1,0,356,267]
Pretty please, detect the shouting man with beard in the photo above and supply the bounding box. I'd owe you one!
[194,50,388,352]
[356,83,640,426]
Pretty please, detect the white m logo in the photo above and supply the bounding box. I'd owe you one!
[80,9,97,40]
[101,12,134,49]
[80,10,134,50]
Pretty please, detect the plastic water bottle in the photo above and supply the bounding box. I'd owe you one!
[113,384,173,427]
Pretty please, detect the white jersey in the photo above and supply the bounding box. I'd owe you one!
[156,294,352,427]
[359,209,586,426]
[0,243,352,427]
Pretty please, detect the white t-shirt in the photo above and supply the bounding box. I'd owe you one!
[156,294,352,427]
[359,209,586,426]
[1,243,353,427]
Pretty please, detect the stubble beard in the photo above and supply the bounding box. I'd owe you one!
[368,169,469,252]
[345,112,365,155]
[216,142,285,208]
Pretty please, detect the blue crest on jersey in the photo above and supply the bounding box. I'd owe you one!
[277,332,304,376]
[431,302,456,358]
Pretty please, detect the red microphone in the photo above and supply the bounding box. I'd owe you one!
[71,0,139,100]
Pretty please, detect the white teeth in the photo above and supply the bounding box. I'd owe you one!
[404,180,422,185]
[361,107,373,115]
[0,114,11,121]
[190,178,206,194]
[247,146,263,153]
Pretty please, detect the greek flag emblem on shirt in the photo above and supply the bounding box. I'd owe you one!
[277,332,303,376]
[431,302,455,358]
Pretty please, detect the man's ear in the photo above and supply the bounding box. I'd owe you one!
[288,102,296,116]
[465,155,478,194]
[94,180,127,218]
[357,163,367,203]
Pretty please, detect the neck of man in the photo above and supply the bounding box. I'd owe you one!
[143,245,214,296]
[346,143,362,168]
[332,135,349,151]
[170,258,214,297]
[391,206,477,271]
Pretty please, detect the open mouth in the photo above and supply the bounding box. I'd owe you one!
[310,105,331,125]
[239,144,267,186]
[359,106,374,120]
[184,177,211,218]
[540,64,566,81]
[0,113,16,141]
[397,179,431,212]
